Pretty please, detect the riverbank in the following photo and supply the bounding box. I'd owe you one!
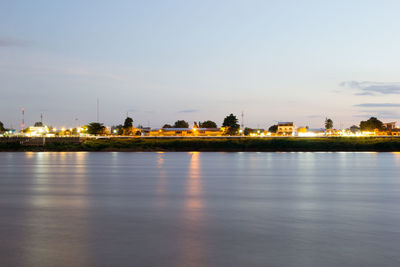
[1,137,400,152]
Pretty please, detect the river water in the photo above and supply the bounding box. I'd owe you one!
[1,152,400,267]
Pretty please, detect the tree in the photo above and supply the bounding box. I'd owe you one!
[268,125,278,133]
[34,122,43,127]
[325,118,333,130]
[121,117,134,135]
[87,122,106,135]
[222,114,240,135]
[112,125,124,135]
[244,127,253,136]
[199,120,217,128]
[349,125,360,134]
[163,124,173,128]
[360,117,383,131]
[123,117,133,128]
[0,121,4,132]
[173,120,189,128]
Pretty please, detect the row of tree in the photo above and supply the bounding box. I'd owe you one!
[0,116,391,136]
[162,120,218,129]
[323,117,387,132]
[83,114,240,135]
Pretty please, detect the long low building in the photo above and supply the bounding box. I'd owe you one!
[149,128,224,137]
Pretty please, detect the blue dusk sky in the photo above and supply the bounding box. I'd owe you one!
[1,0,400,129]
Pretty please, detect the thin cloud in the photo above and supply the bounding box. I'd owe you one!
[177,109,199,113]
[340,81,400,95]
[353,110,400,118]
[354,103,400,108]
[63,68,125,81]
[0,37,27,47]
[306,115,324,118]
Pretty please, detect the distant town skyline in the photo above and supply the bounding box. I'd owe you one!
[2,1,400,129]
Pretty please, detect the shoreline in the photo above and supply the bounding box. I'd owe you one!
[1,137,400,152]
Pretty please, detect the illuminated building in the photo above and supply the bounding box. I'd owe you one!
[25,126,50,137]
[149,128,223,137]
[277,122,295,136]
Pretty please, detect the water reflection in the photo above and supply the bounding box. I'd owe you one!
[20,152,91,266]
[178,152,207,266]
[2,152,400,267]
[155,152,168,207]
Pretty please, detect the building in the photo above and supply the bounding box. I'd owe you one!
[277,122,295,136]
[297,127,325,137]
[25,126,50,137]
[391,129,400,136]
[149,128,223,137]
[383,122,396,130]
[138,127,151,136]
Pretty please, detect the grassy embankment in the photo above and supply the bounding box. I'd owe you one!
[1,137,400,152]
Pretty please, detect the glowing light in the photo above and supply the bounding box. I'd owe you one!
[298,132,317,137]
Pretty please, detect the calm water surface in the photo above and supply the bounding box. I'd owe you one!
[1,152,400,267]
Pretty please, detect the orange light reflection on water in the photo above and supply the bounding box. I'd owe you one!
[177,152,207,266]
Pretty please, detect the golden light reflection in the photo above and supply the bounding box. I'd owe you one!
[156,153,167,204]
[25,151,34,159]
[185,152,203,210]
[21,152,91,266]
[392,152,400,163]
[177,152,207,267]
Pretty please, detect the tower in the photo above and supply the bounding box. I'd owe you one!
[21,108,25,131]
[241,111,244,129]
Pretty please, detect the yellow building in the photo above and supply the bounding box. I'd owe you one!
[149,128,223,137]
[391,129,400,136]
[297,127,325,137]
[25,126,50,137]
[277,122,295,136]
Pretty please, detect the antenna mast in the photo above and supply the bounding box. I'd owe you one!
[21,108,25,131]
[241,111,244,129]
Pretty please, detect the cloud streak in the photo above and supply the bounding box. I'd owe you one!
[354,103,400,107]
[353,110,400,118]
[177,109,199,113]
[340,81,400,95]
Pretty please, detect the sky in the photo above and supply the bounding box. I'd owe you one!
[1,0,400,129]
